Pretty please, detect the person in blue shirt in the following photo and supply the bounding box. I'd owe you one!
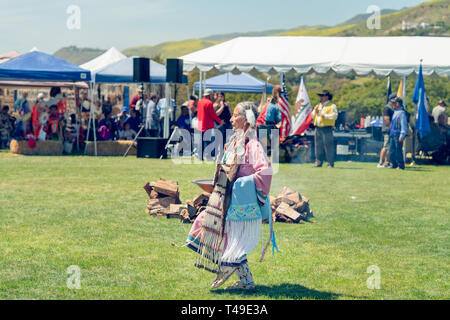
[264,96,282,125]
[389,97,408,170]
[176,105,191,131]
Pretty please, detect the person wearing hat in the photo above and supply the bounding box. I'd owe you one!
[312,90,338,168]
[130,86,144,110]
[196,89,224,160]
[378,93,397,168]
[117,106,130,130]
[432,100,448,129]
[389,97,408,170]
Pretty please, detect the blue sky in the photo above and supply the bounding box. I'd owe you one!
[0,0,426,54]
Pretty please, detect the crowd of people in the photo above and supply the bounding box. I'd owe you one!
[377,94,449,169]
[1,84,448,165]
[0,86,149,152]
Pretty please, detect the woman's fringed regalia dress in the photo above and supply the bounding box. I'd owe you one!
[186,129,277,289]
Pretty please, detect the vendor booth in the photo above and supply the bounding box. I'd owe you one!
[0,50,92,155]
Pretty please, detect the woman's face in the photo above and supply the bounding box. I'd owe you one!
[230,106,248,131]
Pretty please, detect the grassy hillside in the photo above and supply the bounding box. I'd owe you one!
[122,39,218,59]
[276,24,356,36]
[334,0,450,36]
[336,9,399,26]
[277,0,449,37]
[53,46,105,65]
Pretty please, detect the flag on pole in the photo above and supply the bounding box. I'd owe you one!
[386,76,392,104]
[290,76,312,135]
[279,74,291,139]
[412,63,430,139]
[396,77,404,99]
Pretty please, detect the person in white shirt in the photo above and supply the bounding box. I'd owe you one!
[119,122,137,140]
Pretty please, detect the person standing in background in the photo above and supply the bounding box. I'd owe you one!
[312,90,338,168]
[389,97,408,170]
[214,91,232,147]
[196,89,224,160]
[378,94,396,168]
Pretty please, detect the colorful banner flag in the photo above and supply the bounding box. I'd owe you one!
[412,64,430,139]
[396,77,404,99]
[290,76,312,135]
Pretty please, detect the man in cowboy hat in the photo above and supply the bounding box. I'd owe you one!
[312,90,338,168]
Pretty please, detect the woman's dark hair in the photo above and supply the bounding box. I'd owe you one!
[271,85,281,104]
[50,86,61,97]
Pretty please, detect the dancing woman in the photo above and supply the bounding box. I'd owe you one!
[186,101,276,290]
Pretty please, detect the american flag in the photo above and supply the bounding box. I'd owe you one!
[279,74,292,139]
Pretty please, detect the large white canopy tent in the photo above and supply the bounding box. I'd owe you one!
[180,36,450,76]
[80,47,127,76]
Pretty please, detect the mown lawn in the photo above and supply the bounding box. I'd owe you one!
[0,151,449,300]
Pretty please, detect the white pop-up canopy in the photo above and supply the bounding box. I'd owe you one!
[80,47,127,76]
[180,36,450,76]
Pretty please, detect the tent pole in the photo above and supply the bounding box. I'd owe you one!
[186,84,192,123]
[92,82,97,156]
[202,71,206,93]
[73,83,80,151]
[84,82,92,155]
[402,75,407,164]
[164,83,170,139]
[199,71,202,98]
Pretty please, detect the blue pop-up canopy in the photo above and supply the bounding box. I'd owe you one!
[0,51,91,82]
[95,57,187,84]
[194,72,273,93]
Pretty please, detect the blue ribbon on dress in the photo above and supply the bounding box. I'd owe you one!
[271,230,280,255]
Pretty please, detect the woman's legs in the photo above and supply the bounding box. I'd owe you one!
[236,262,254,285]
[225,262,255,290]
[210,266,236,289]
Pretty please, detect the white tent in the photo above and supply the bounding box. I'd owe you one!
[180,36,450,76]
[0,51,21,64]
[80,47,127,76]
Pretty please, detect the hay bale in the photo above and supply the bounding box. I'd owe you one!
[116,140,137,155]
[86,140,136,156]
[10,139,63,155]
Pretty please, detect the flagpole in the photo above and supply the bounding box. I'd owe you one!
[402,75,407,165]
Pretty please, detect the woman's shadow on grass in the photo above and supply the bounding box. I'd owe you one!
[213,283,342,300]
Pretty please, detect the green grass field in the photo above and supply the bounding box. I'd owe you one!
[0,151,449,300]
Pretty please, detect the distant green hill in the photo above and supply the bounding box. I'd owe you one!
[200,29,285,42]
[336,9,399,26]
[53,46,105,65]
[122,39,218,59]
[334,0,450,36]
[277,0,449,36]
